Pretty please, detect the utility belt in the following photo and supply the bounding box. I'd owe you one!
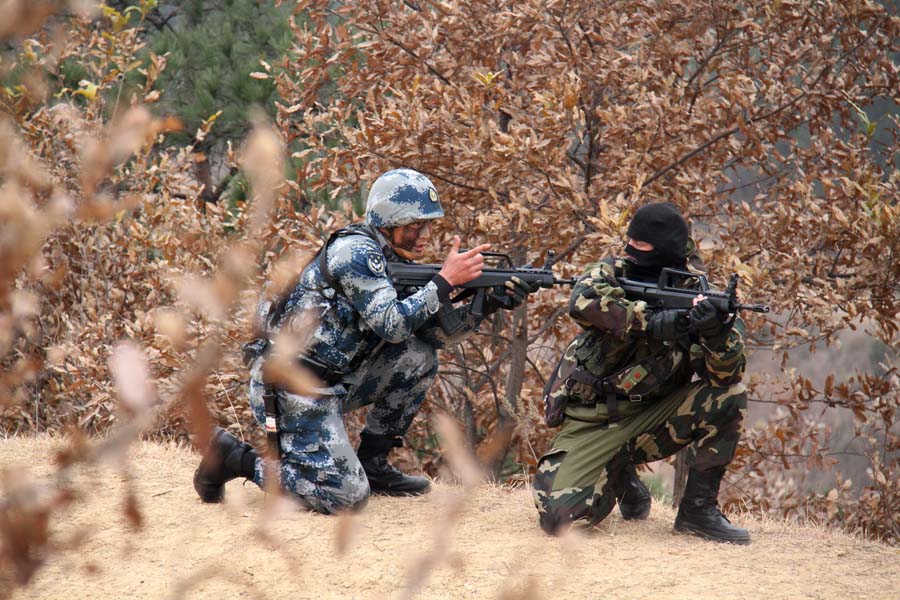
[563,368,659,426]
[543,345,683,428]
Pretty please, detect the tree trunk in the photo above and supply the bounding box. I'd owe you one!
[489,302,527,479]
[463,395,476,450]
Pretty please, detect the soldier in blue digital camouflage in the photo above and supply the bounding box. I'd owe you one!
[193,168,538,514]
[533,202,751,544]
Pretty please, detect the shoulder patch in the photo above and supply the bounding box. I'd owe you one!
[366,250,386,276]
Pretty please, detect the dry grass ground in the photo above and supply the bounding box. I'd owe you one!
[2,435,898,600]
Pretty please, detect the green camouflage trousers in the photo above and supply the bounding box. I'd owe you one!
[532,380,747,534]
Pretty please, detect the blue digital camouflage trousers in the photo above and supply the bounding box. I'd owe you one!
[247,335,438,514]
[532,380,747,533]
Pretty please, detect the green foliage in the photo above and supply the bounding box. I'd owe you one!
[147,0,293,146]
[57,56,90,90]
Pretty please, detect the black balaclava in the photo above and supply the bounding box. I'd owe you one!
[624,202,689,281]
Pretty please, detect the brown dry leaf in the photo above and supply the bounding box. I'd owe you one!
[266,249,313,299]
[434,412,482,489]
[123,480,144,531]
[0,118,51,192]
[109,341,157,415]
[53,425,89,468]
[0,0,58,42]
[180,341,222,450]
[10,290,39,321]
[0,469,54,586]
[241,119,285,235]
[177,275,228,322]
[151,309,188,351]
[80,107,158,200]
[476,423,515,467]
[261,328,320,397]
[107,106,154,165]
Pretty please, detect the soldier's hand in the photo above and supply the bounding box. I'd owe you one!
[438,236,491,287]
[501,276,540,309]
[689,298,729,341]
[646,309,689,341]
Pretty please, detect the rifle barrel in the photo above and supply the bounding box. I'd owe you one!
[738,303,770,313]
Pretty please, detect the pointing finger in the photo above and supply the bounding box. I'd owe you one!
[462,243,491,257]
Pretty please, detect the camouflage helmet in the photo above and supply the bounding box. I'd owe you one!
[364,168,444,228]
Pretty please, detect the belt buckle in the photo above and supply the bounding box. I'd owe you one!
[628,394,642,403]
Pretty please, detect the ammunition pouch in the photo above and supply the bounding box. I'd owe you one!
[543,347,684,427]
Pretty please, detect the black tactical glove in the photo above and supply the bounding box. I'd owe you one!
[689,299,731,349]
[505,276,541,308]
[646,309,689,341]
[486,276,541,312]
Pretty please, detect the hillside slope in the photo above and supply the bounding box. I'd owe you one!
[2,436,898,600]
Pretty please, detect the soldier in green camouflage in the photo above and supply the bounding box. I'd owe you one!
[532,202,750,544]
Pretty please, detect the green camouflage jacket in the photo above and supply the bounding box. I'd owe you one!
[542,255,746,426]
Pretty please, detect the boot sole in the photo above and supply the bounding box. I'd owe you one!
[369,486,431,497]
[673,521,750,545]
[620,504,651,521]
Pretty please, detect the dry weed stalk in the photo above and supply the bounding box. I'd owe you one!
[398,414,513,600]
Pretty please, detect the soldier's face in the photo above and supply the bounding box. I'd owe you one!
[627,238,655,251]
[389,220,431,259]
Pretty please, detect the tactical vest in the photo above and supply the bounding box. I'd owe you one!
[243,222,390,372]
[265,222,388,330]
[542,257,692,427]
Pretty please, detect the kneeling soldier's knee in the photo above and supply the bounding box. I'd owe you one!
[538,503,570,535]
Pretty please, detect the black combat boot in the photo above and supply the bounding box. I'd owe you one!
[357,431,431,496]
[674,467,750,544]
[193,426,259,503]
[617,463,652,521]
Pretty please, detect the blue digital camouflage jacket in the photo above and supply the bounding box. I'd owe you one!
[259,226,481,375]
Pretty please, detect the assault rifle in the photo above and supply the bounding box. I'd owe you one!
[620,268,770,315]
[387,250,577,333]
